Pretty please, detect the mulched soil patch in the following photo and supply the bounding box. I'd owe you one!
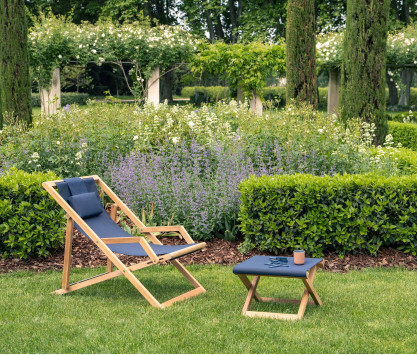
[1,229,416,273]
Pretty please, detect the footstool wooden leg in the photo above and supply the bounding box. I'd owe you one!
[297,265,322,319]
[237,274,262,301]
[242,276,260,315]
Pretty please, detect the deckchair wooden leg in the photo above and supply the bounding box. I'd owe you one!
[158,259,206,308]
[106,204,118,273]
[106,259,113,273]
[171,259,205,290]
[62,217,74,290]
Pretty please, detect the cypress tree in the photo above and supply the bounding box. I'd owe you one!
[340,0,390,145]
[286,0,317,108]
[0,0,32,128]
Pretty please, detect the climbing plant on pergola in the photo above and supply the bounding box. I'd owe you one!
[190,41,286,114]
[28,15,200,108]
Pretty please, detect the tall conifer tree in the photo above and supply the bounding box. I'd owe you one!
[286,0,317,107]
[0,0,32,128]
[340,0,390,145]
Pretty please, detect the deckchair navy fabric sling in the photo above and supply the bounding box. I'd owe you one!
[43,175,207,308]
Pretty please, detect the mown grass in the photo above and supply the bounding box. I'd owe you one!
[1,265,416,353]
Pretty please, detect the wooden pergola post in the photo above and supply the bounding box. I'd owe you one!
[146,66,160,106]
[40,68,61,115]
[327,68,340,115]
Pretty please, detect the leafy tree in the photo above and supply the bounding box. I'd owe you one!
[0,0,32,128]
[191,42,285,96]
[286,0,317,107]
[340,0,390,145]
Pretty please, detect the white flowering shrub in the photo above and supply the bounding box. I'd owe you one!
[29,15,200,93]
[132,100,252,149]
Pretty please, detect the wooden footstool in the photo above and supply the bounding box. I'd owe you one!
[233,255,324,320]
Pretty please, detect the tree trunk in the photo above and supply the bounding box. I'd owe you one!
[249,91,262,115]
[0,0,32,127]
[286,0,318,108]
[386,71,398,106]
[40,68,61,115]
[214,14,225,40]
[340,0,390,145]
[398,68,414,107]
[205,12,216,42]
[228,0,238,43]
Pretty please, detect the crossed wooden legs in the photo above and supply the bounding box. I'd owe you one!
[238,263,323,320]
[55,217,206,308]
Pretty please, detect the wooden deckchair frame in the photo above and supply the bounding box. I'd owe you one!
[43,175,206,308]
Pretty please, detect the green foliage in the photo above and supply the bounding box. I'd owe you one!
[340,0,390,145]
[31,92,90,107]
[239,173,417,257]
[0,168,65,259]
[0,0,32,128]
[285,0,318,107]
[181,86,230,102]
[262,87,286,107]
[0,103,137,177]
[191,42,285,96]
[318,87,328,109]
[390,147,417,174]
[388,121,417,150]
[389,110,417,123]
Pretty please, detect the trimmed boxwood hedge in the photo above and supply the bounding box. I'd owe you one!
[388,121,417,151]
[0,168,65,259]
[31,92,90,107]
[239,174,417,257]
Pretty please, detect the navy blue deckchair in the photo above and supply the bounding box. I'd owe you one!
[43,175,206,308]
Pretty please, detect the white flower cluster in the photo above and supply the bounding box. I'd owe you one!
[28,16,201,85]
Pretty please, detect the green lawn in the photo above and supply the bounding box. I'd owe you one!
[1,265,416,353]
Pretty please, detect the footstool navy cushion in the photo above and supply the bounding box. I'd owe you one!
[233,255,323,278]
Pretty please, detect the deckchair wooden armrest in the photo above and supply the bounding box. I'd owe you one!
[108,201,195,245]
[140,226,195,244]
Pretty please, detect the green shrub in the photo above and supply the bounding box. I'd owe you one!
[181,86,230,103]
[0,168,65,259]
[262,87,286,106]
[389,110,417,123]
[31,92,90,107]
[0,102,137,177]
[388,121,417,150]
[239,173,417,257]
[391,147,417,174]
[318,87,328,109]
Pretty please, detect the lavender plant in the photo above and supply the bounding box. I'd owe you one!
[105,139,339,241]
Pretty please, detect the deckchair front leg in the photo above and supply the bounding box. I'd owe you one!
[62,216,74,290]
[106,204,119,273]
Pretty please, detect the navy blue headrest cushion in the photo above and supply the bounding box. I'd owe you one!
[67,192,104,219]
